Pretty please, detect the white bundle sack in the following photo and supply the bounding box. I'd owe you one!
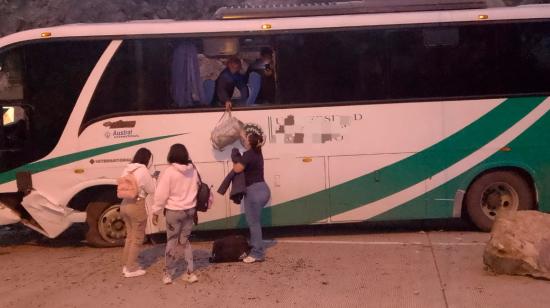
[211,111,244,151]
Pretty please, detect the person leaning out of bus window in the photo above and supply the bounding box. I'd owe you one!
[215,56,248,110]
[233,132,271,263]
[120,148,156,278]
[152,144,199,285]
[246,47,276,104]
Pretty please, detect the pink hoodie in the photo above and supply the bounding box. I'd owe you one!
[152,163,199,214]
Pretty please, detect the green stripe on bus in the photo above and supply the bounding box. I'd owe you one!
[0,134,183,185]
[197,96,547,230]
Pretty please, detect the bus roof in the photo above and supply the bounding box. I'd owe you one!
[215,0,493,20]
[1,2,550,50]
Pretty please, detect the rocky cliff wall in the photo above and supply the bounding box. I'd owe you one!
[0,0,327,37]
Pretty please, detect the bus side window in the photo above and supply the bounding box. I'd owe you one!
[499,22,550,95]
[275,30,388,105]
[86,38,247,126]
[85,39,175,125]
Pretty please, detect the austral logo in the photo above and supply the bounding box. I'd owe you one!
[103,120,136,129]
[103,120,139,139]
[116,129,139,138]
[104,129,139,139]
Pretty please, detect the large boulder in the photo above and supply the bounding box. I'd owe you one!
[484,210,550,279]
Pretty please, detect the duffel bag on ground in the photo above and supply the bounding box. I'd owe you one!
[209,235,250,263]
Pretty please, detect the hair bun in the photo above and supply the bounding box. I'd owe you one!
[242,123,266,147]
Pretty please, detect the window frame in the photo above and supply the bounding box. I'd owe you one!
[77,18,550,134]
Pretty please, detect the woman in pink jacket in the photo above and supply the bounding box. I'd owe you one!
[152,143,199,285]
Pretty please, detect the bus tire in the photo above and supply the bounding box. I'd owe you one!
[86,201,126,247]
[465,170,535,232]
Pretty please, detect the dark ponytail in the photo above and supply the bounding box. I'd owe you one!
[248,133,263,154]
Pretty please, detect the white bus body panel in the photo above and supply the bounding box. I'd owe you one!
[1,4,548,234]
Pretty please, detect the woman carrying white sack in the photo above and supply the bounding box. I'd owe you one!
[152,143,199,285]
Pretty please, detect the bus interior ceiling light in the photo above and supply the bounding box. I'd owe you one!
[261,24,272,30]
[40,32,52,38]
[478,14,489,20]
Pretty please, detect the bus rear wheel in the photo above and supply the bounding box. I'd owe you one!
[465,170,535,232]
[86,201,126,247]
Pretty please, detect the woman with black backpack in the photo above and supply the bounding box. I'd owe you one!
[152,143,199,284]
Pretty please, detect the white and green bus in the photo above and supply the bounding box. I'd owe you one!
[1,1,549,246]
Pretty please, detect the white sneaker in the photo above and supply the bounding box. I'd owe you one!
[243,256,257,263]
[182,273,198,283]
[124,269,146,278]
[162,273,173,285]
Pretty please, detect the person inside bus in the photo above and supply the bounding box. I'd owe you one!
[120,148,156,278]
[232,130,271,263]
[152,143,199,285]
[214,56,248,110]
[246,47,276,104]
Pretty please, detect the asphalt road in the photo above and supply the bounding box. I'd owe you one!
[0,222,549,308]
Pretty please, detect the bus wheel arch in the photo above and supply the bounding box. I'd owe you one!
[463,167,537,232]
[71,186,125,247]
[67,185,118,212]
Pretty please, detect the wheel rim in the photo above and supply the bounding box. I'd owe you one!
[97,204,126,244]
[479,182,519,220]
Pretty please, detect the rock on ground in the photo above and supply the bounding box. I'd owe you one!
[484,210,550,279]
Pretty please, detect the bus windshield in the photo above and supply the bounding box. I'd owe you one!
[0,41,108,173]
[0,50,23,102]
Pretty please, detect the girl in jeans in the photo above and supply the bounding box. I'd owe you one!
[233,132,271,263]
[120,148,155,278]
[152,144,199,284]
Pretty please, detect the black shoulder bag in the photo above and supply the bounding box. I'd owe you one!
[192,163,211,213]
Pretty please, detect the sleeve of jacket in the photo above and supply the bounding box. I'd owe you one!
[216,74,232,102]
[236,79,249,102]
[140,171,156,196]
[152,169,170,214]
[231,148,242,163]
[217,171,236,195]
[229,172,246,204]
[229,172,246,197]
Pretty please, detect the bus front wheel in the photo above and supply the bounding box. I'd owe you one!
[465,170,535,232]
[86,201,126,247]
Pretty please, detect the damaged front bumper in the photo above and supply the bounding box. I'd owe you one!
[0,200,21,225]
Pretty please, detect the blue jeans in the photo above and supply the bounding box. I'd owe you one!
[244,182,271,259]
[164,208,195,277]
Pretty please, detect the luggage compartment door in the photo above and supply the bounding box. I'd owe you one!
[229,156,328,227]
[329,154,427,222]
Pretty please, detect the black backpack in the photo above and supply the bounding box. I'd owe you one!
[210,235,251,263]
[192,163,211,212]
